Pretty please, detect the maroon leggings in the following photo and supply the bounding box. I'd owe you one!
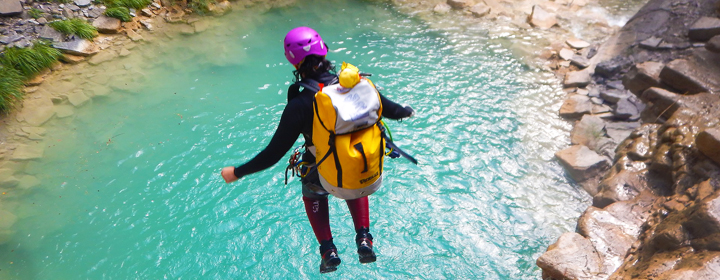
[302,195,369,243]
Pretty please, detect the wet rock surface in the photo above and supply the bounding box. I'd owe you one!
[542,0,720,278]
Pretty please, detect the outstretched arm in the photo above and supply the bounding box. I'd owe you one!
[221,103,304,183]
[380,93,414,120]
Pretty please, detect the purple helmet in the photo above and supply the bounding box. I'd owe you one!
[284,26,327,66]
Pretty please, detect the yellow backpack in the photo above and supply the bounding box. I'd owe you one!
[309,63,385,200]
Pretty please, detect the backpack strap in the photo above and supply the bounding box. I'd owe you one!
[378,123,418,165]
[293,76,339,97]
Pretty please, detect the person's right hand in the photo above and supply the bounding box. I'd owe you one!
[221,166,240,183]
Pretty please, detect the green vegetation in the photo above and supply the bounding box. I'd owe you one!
[188,0,218,14]
[1,41,62,77]
[49,18,98,40]
[0,41,62,113]
[28,8,44,19]
[0,66,25,113]
[104,7,133,22]
[103,0,152,9]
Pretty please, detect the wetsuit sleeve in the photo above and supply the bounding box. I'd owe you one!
[379,93,414,120]
[233,101,304,178]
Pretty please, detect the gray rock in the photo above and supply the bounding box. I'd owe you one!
[707,35,720,53]
[559,94,593,119]
[87,7,103,18]
[600,89,630,104]
[570,55,589,69]
[53,38,99,56]
[73,0,91,7]
[660,58,712,94]
[640,36,662,49]
[37,17,47,24]
[39,24,63,42]
[590,97,604,105]
[689,16,720,42]
[605,121,641,144]
[528,5,557,30]
[593,169,648,208]
[559,48,574,60]
[697,128,720,165]
[606,80,625,90]
[555,145,611,183]
[536,232,603,280]
[563,70,592,88]
[92,15,121,34]
[623,61,664,96]
[613,98,640,120]
[566,38,590,49]
[469,3,490,17]
[0,34,22,44]
[0,0,22,16]
[571,115,607,150]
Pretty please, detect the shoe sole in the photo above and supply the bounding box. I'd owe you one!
[320,258,341,273]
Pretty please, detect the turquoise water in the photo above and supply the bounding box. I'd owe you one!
[0,1,590,279]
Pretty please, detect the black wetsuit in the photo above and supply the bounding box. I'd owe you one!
[233,72,413,182]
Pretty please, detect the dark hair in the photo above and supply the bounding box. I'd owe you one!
[292,55,336,82]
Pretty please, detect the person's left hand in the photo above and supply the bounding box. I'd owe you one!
[221,166,239,183]
[404,105,415,118]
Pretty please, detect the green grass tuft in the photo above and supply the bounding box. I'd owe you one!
[49,18,98,40]
[188,0,215,14]
[103,0,152,9]
[28,8,44,19]
[0,66,25,113]
[104,7,133,22]
[1,41,62,78]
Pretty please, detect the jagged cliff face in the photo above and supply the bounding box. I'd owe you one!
[539,0,720,279]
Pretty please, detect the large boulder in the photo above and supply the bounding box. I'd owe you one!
[536,232,603,280]
[53,38,99,56]
[697,128,720,165]
[39,25,64,42]
[689,16,720,41]
[577,195,655,276]
[660,59,713,94]
[564,70,592,88]
[640,87,682,119]
[623,61,664,96]
[559,94,593,119]
[0,0,22,16]
[555,145,610,187]
[593,169,648,208]
[528,5,557,30]
[92,15,122,34]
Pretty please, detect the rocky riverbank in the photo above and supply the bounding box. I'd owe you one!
[537,0,720,278]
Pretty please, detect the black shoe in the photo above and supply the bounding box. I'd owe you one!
[356,229,377,263]
[319,240,341,273]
